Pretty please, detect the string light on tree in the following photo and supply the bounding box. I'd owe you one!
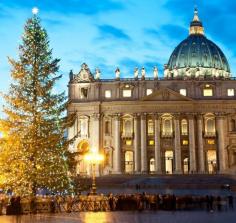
[0,10,75,196]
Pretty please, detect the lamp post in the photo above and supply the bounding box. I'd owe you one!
[84,151,104,195]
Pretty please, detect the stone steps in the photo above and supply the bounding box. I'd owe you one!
[93,174,236,191]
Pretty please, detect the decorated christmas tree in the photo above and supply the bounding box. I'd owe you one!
[0,12,74,196]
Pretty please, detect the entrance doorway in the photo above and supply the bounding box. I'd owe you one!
[125,151,134,173]
[207,150,217,174]
[183,158,189,174]
[149,158,155,173]
[165,151,173,174]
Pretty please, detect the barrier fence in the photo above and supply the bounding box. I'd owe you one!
[0,194,234,215]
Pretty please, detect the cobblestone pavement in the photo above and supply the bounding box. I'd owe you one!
[0,211,236,223]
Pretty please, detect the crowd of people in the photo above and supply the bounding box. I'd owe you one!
[107,193,234,212]
[0,192,234,215]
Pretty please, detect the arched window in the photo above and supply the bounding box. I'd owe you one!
[148,119,154,135]
[181,119,188,135]
[125,120,132,135]
[205,118,215,135]
[77,140,90,155]
[162,118,172,136]
[122,116,133,138]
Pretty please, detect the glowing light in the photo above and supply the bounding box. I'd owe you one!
[32,7,39,15]
[84,152,104,163]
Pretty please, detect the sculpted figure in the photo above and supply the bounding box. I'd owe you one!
[153,66,158,79]
[134,67,139,79]
[95,68,101,79]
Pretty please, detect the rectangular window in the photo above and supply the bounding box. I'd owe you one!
[126,140,132,146]
[123,89,132,97]
[207,139,215,145]
[148,120,154,135]
[146,89,153,96]
[182,140,189,145]
[105,90,111,98]
[80,88,88,99]
[180,89,187,96]
[227,89,234,96]
[148,140,154,146]
[203,89,213,96]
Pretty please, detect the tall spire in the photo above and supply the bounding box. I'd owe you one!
[189,7,204,35]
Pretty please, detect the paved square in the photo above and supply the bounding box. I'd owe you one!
[0,211,236,223]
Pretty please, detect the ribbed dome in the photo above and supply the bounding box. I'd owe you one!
[165,8,231,78]
[167,35,230,72]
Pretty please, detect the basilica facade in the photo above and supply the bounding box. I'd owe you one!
[67,9,236,175]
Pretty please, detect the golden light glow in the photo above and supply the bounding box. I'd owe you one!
[84,151,104,163]
[203,88,213,96]
[149,140,154,145]
[84,212,108,223]
[123,89,132,97]
[207,139,215,145]
[126,140,132,146]
[182,140,189,145]
[189,26,204,35]
[0,175,6,186]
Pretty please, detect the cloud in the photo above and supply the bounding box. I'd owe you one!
[96,25,131,41]
[2,0,124,15]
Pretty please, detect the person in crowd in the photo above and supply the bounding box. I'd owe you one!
[217,196,222,211]
[15,196,21,215]
[228,195,234,210]
[65,196,73,213]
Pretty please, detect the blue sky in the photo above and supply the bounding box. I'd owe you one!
[0,0,236,110]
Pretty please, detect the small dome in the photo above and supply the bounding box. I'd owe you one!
[166,8,230,78]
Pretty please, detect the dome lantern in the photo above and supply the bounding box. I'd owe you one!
[189,7,204,35]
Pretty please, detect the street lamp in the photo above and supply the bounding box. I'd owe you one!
[84,151,104,195]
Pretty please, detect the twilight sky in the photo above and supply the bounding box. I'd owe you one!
[0,0,236,110]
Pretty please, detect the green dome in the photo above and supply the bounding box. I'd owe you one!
[167,35,230,72]
[166,8,231,78]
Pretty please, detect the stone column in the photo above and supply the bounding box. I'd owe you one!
[134,114,141,173]
[154,114,162,173]
[188,114,197,173]
[174,115,182,174]
[197,115,205,173]
[91,113,100,153]
[216,115,226,172]
[113,114,121,174]
[229,150,235,167]
[141,113,148,173]
[91,113,101,176]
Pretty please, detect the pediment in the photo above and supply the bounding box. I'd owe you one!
[142,87,194,101]
[72,63,94,83]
